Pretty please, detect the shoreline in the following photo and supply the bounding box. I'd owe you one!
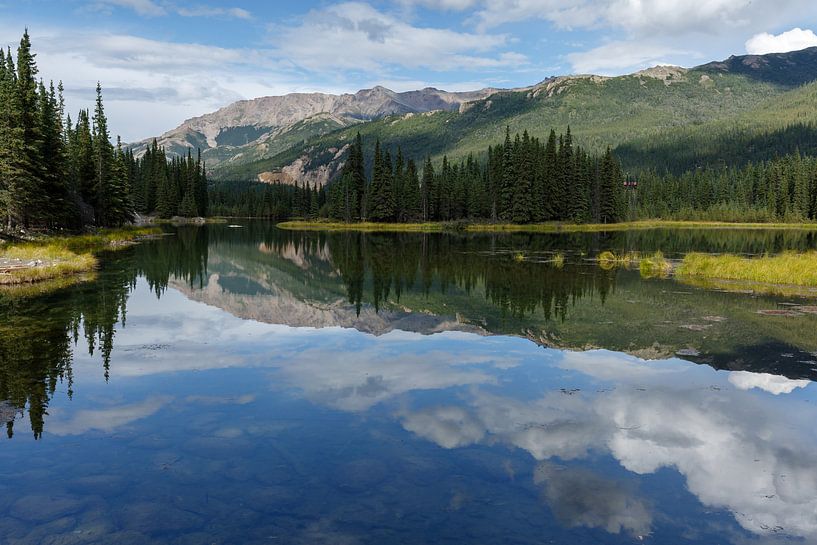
[276,219,817,233]
[0,226,161,287]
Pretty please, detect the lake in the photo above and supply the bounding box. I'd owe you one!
[2,222,817,544]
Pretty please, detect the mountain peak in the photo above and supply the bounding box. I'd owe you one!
[696,46,817,86]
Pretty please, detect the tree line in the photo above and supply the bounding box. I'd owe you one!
[326,129,627,224]
[209,179,322,219]
[635,151,817,222]
[0,30,133,230]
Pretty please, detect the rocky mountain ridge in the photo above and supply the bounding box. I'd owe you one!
[129,85,499,174]
[135,46,817,188]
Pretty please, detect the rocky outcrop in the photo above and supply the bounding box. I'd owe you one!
[129,86,498,167]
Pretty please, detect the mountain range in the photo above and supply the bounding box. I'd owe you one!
[132,46,817,186]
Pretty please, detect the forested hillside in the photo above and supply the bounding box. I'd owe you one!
[209,48,817,183]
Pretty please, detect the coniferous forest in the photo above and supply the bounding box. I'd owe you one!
[3,30,817,228]
[0,31,208,233]
[326,129,626,224]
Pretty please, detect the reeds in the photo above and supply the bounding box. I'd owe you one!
[676,251,817,287]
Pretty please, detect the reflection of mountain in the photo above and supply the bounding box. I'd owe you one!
[5,223,817,439]
[190,225,817,381]
[171,272,484,336]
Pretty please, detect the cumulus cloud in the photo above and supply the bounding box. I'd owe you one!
[461,0,816,73]
[745,27,817,54]
[0,24,326,141]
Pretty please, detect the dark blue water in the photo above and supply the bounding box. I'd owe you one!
[2,224,817,544]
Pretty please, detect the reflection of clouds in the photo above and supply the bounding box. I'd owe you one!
[534,462,652,538]
[604,388,817,539]
[558,350,688,384]
[48,396,171,436]
[472,391,607,461]
[728,371,811,395]
[398,351,817,540]
[96,281,817,539]
[279,346,500,412]
[401,406,486,448]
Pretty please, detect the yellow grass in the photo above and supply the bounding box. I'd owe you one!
[676,251,817,287]
[0,226,159,285]
[279,220,817,234]
[466,220,817,233]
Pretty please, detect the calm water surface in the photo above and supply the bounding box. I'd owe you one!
[2,222,817,544]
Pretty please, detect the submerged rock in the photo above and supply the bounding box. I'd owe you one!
[757,309,805,317]
[679,324,712,331]
[10,494,84,523]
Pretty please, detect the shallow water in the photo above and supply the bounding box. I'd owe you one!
[2,223,817,544]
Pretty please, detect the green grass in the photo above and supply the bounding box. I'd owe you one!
[277,220,446,232]
[279,219,817,234]
[597,251,640,270]
[0,226,160,285]
[639,251,673,278]
[676,251,817,287]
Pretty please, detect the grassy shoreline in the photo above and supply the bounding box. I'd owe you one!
[676,251,817,288]
[0,226,161,286]
[277,219,817,233]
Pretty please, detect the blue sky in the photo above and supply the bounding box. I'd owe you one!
[2,0,817,141]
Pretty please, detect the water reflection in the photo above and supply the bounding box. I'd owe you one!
[1,223,817,544]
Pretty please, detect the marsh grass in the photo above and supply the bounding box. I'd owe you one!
[280,219,817,234]
[639,252,673,278]
[278,221,445,232]
[676,251,817,287]
[0,227,160,285]
[597,251,640,270]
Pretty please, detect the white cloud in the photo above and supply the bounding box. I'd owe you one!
[464,0,817,73]
[0,24,336,141]
[567,40,691,74]
[745,27,817,55]
[273,2,521,73]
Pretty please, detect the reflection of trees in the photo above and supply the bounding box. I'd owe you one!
[326,232,617,321]
[138,226,209,297]
[0,227,210,439]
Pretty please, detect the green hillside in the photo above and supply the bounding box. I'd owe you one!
[209,48,817,181]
